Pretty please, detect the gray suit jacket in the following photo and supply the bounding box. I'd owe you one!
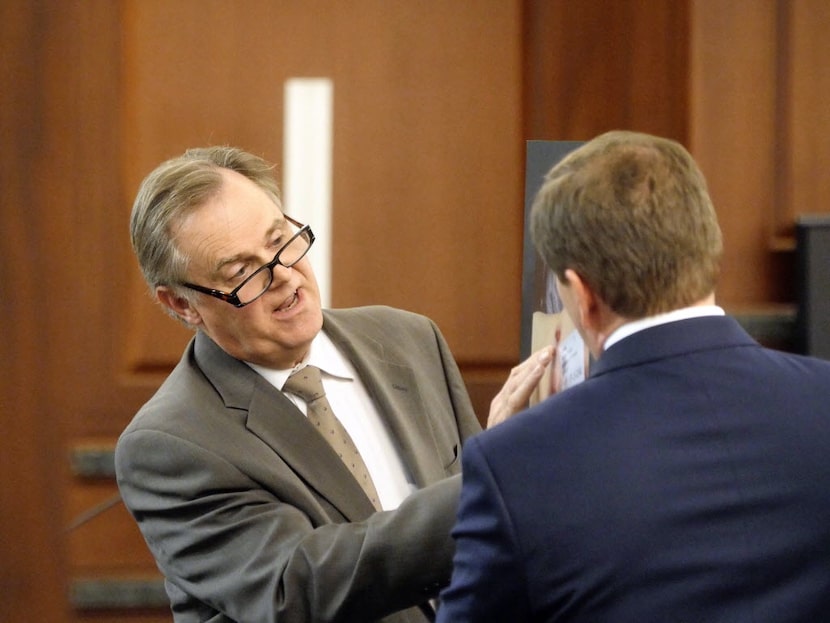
[115,306,481,623]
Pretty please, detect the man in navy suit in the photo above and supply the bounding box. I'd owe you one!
[437,131,830,622]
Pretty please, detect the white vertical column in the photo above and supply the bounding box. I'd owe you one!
[283,78,333,307]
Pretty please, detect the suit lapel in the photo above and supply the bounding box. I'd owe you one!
[193,331,375,521]
[322,310,448,487]
[191,308,451,519]
[246,384,376,519]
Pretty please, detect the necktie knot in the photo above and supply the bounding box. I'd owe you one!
[284,365,326,403]
[282,364,381,510]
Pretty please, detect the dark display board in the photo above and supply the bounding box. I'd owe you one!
[796,215,830,360]
[520,141,583,359]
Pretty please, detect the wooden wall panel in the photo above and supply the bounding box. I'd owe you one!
[4,1,829,620]
[120,0,525,373]
[690,0,830,307]
[786,1,830,228]
[328,2,524,364]
[523,0,690,142]
[689,0,784,305]
[1,3,127,621]
[1,2,170,621]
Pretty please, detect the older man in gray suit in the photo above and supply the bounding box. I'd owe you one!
[116,146,550,623]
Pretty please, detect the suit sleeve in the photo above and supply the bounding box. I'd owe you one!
[116,428,460,623]
[436,436,529,622]
[115,308,478,623]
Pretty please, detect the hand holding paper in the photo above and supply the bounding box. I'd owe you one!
[487,346,554,428]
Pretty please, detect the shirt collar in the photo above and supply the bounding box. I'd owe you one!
[603,305,725,352]
[246,330,355,389]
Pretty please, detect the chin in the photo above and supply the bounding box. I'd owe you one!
[286,310,323,345]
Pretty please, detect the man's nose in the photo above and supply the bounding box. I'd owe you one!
[268,262,293,287]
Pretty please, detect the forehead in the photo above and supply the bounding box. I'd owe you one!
[174,169,283,263]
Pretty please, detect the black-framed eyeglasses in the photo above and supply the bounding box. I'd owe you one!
[181,215,315,308]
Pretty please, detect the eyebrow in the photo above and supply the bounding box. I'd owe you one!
[211,216,285,276]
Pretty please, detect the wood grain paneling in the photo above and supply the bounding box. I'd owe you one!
[690,0,783,305]
[689,0,830,306]
[1,1,171,621]
[785,1,830,231]
[120,1,525,372]
[1,3,111,621]
[4,1,830,621]
[523,0,690,142]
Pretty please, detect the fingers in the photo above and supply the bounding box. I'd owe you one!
[486,346,554,429]
[509,346,554,405]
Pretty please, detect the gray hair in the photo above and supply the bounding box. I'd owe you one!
[130,146,281,298]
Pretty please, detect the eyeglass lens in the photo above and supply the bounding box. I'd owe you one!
[235,227,312,304]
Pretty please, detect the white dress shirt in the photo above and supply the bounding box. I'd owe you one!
[247,331,416,510]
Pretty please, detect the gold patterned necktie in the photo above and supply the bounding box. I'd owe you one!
[284,365,381,510]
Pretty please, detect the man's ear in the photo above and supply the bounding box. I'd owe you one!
[156,286,202,326]
[563,269,598,332]
[564,268,624,355]
[562,268,610,357]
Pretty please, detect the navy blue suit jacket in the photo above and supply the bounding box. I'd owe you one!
[438,316,830,622]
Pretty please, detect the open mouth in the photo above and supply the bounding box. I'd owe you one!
[276,290,300,312]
